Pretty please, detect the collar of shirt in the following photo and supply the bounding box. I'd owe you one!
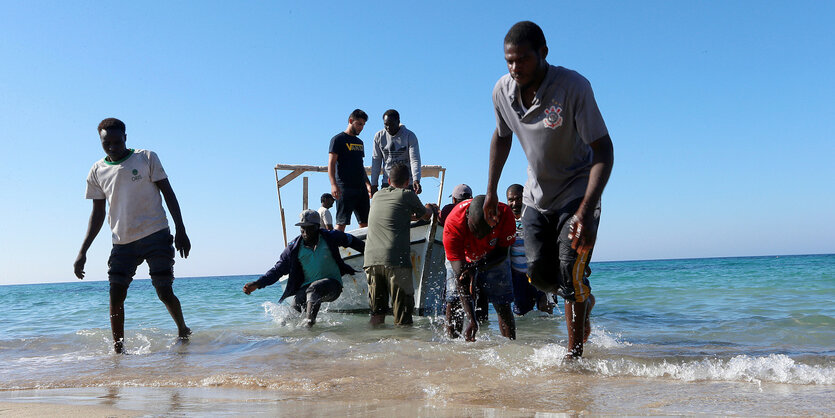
[507,65,557,119]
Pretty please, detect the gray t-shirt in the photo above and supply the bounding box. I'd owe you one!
[493,65,608,213]
[363,187,426,267]
[370,125,421,187]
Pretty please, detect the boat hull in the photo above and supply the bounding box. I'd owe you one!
[329,221,447,316]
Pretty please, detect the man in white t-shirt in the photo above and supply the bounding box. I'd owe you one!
[74,117,192,354]
[318,193,335,231]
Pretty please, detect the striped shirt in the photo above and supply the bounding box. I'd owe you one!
[510,218,527,273]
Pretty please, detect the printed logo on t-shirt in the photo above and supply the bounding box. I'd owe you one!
[131,169,143,182]
[544,105,564,129]
[346,143,364,152]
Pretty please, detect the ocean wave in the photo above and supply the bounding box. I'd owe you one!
[530,346,834,385]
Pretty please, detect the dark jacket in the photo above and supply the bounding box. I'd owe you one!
[254,229,365,302]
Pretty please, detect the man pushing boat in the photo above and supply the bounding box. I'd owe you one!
[243,210,365,327]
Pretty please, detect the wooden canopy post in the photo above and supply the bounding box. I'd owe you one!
[274,168,288,246]
[303,176,309,210]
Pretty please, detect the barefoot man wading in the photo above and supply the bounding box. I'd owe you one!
[483,21,614,358]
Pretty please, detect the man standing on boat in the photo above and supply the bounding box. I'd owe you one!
[370,109,422,195]
[443,195,517,341]
[318,193,335,231]
[483,21,613,358]
[364,163,438,326]
[243,209,365,328]
[328,109,373,231]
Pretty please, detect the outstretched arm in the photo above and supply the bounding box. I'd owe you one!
[74,199,106,279]
[484,129,513,226]
[450,259,478,341]
[156,178,191,258]
[569,135,614,253]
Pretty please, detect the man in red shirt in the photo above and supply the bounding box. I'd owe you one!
[442,195,517,341]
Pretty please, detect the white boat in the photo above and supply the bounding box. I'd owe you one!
[273,164,449,316]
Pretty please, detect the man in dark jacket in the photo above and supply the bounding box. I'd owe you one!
[243,209,365,327]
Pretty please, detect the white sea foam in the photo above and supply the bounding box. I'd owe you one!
[587,325,632,348]
[262,301,298,327]
[528,345,834,385]
[584,354,835,385]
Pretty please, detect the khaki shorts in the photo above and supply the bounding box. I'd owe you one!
[365,265,414,324]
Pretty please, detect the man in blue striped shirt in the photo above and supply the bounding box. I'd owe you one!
[507,184,554,316]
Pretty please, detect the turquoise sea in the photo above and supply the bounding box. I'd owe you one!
[1,254,833,415]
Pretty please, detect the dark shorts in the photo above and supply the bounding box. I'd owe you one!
[108,228,175,288]
[291,278,343,312]
[335,187,370,226]
[444,258,514,305]
[522,199,600,303]
[511,269,545,315]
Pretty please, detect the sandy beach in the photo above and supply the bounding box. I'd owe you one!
[1,374,832,416]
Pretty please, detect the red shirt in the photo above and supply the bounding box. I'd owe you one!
[442,200,516,262]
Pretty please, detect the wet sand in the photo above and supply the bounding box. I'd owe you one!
[1,374,831,416]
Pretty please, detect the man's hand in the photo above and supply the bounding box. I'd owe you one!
[568,208,596,255]
[73,253,86,279]
[331,184,342,201]
[412,181,422,195]
[483,192,499,227]
[457,269,475,296]
[175,231,191,258]
[366,182,373,199]
[243,282,258,295]
[370,185,378,197]
[424,203,439,220]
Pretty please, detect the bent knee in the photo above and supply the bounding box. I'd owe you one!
[527,260,560,294]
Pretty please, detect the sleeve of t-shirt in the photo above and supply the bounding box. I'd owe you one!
[405,191,425,218]
[408,131,421,182]
[496,205,517,248]
[148,151,168,182]
[572,74,609,145]
[328,135,342,155]
[370,132,382,186]
[492,80,513,138]
[442,217,466,262]
[85,164,106,200]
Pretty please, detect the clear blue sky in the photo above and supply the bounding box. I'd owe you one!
[1,1,833,285]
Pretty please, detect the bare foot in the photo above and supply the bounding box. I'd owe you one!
[298,318,315,328]
[583,294,595,344]
[369,314,385,327]
[114,340,124,354]
[178,327,192,340]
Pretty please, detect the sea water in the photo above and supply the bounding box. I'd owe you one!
[1,254,833,415]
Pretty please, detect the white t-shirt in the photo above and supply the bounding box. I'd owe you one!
[318,206,333,229]
[85,149,170,244]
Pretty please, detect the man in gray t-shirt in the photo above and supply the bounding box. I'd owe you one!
[364,163,437,325]
[483,21,614,359]
[370,109,422,195]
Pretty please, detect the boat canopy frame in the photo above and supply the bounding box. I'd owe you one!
[273,164,446,246]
